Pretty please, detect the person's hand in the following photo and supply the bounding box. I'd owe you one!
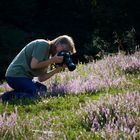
[51,54,63,64]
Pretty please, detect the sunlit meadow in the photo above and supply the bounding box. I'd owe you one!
[0,51,140,139]
[45,51,140,94]
[81,92,140,140]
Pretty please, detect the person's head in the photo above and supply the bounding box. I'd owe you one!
[49,35,76,56]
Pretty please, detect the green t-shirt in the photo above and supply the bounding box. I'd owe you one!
[5,39,50,79]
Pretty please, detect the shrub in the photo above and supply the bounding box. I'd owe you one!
[81,92,140,139]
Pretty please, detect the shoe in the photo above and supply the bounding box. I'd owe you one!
[0,91,15,102]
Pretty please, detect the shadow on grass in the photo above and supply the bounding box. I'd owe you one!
[0,91,65,105]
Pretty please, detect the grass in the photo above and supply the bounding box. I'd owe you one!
[0,52,140,139]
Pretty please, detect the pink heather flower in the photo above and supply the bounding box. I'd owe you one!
[81,92,140,139]
[0,108,18,131]
[45,52,140,95]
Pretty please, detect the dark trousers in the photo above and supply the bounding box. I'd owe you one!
[2,77,47,101]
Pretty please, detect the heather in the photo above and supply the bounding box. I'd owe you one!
[46,51,140,94]
[0,51,140,139]
[81,92,140,140]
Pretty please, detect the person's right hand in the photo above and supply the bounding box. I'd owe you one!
[51,54,63,63]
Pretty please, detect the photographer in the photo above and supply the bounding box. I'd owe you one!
[2,35,76,100]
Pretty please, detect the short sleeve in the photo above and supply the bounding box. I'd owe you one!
[32,40,50,61]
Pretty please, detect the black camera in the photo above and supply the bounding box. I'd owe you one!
[57,51,76,71]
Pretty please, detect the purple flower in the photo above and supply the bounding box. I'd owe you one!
[81,92,140,139]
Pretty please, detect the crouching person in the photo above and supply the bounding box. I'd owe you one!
[1,35,76,101]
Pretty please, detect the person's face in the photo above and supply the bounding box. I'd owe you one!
[56,43,69,53]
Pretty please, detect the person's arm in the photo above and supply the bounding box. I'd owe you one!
[31,54,63,69]
[38,67,63,82]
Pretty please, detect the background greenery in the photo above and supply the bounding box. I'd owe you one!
[0,51,139,139]
[0,0,140,81]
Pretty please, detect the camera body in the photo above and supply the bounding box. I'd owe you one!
[57,51,76,71]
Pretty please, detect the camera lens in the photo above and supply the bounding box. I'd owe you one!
[68,63,76,71]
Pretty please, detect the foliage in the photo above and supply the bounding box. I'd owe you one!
[0,51,140,139]
[81,92,140,140]
[0,0,140,80]
[45,51,140,95]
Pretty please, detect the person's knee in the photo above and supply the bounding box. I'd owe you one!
[25,87,37,94]
[34,81,47,92]
[40,85,47,91]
